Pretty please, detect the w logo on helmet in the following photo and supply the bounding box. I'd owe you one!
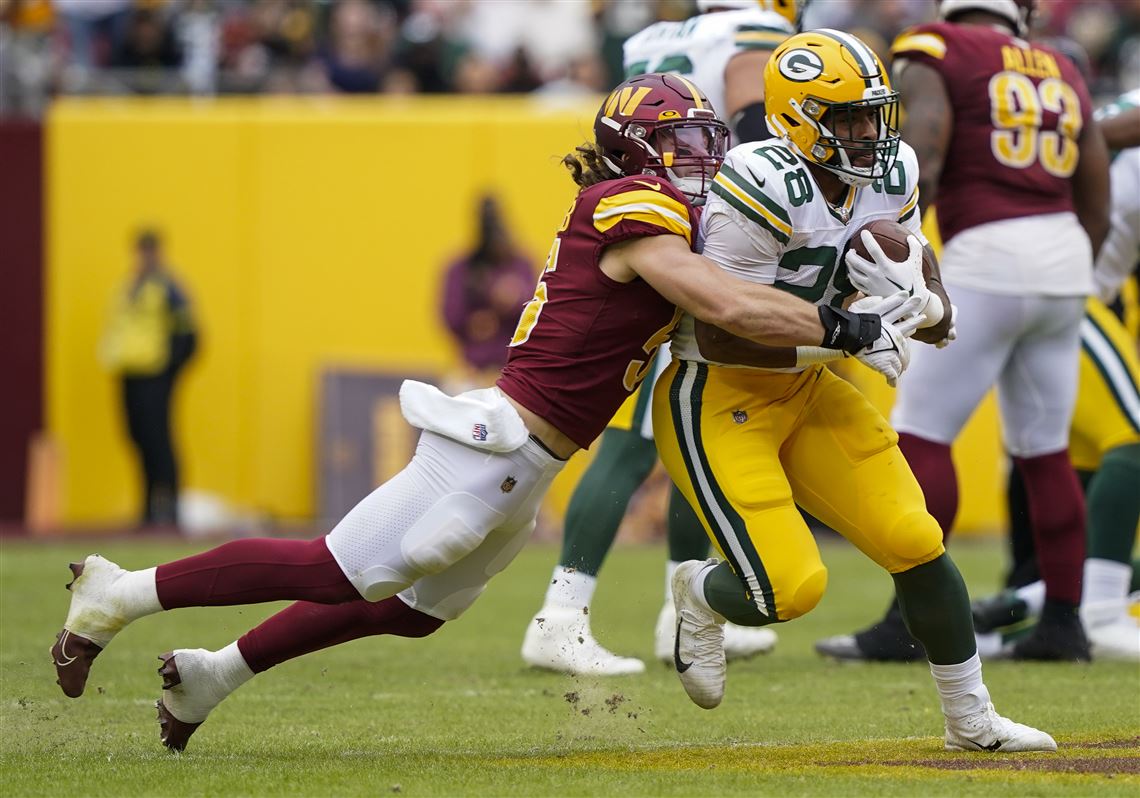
[603,86,652,118]
[778,48,825,82]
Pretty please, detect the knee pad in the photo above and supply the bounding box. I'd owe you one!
[348,490,506,601]
[779,564,828,621]
[886,510,945,570]
[401,492,507,577]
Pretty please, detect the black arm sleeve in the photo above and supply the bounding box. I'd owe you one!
[731,101,774,143]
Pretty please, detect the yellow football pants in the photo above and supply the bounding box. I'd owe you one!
[653,359,944,622]
[1069,299,1140,471]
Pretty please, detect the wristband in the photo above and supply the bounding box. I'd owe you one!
[795,346,848,366]
[818,305,880,354]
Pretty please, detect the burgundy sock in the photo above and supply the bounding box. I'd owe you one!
[155,537,359,609]
[898,433,958,539]
[1012,450,1085,606]
[237,597,444,673]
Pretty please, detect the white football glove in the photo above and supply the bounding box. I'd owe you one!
[848,290,925,386]
[846,232,944,328]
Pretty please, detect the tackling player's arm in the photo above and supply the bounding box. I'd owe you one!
[602,234,882,357]
[1071,118,1112,260]
[601,233,822,346]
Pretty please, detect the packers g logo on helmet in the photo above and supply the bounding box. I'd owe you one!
[765,29,901,187]
[778,49,824,82]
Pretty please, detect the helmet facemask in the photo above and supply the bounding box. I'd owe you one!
[601,117,729,205]
[789,93,900,187]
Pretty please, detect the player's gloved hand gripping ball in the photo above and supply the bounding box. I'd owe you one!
[844,221,946,329]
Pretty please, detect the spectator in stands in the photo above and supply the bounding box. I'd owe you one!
[53,0,132,72]
[319,0,398,93]
[100,229,197,528]
[112,7,182,70]
[440,195,535,388]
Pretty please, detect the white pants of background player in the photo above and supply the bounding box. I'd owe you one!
[892,213,1091,456]
[326,390,565,622]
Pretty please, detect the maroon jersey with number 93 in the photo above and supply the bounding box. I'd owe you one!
[891,22,1094,244]
[496,174,698,450]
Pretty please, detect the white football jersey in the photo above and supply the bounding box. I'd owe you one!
[670,139,926,369]
[622,8,794,126]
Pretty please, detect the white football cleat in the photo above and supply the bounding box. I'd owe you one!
[157,649,226,751]
[671,559,726,709]
[944,702,1057,753]
[52,555,135,697]
[521,609,645,676]
[655,602,776,662]
[58,555,134,647]
[1082,599,1140,661]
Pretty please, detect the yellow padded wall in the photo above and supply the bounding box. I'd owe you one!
[47,97,593,524]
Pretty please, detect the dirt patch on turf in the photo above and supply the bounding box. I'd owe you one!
[870,757,1139,775]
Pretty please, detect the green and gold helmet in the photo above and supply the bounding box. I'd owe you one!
[764,29,900,187]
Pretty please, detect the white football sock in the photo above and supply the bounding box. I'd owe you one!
[929,653,987,718]
[690,560,718,616]
[165,643,255,723]
[214,641,255,694]
[1014,580,1046,617]
[1082,558,1132,609]
[542,566,596,612]
[118,566,163,620]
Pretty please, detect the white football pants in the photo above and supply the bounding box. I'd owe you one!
[892,284,1085,457]
[325,431,564,620]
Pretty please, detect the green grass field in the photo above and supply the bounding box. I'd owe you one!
[1,536,1136,796]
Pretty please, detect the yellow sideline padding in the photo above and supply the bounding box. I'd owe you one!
[46,97,1005,532]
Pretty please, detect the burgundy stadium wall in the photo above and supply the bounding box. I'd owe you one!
[0,120,44,523]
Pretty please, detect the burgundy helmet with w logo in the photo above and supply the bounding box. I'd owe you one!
[594,73,729,205]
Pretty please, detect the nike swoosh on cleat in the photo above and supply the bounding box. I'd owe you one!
[972,739,1003,751]
[54,630,78,667]
[674,620,693,673]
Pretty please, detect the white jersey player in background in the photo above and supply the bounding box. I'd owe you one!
[624,0,798,145]
[520,0,799,676]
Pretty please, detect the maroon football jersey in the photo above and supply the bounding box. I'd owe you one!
[892,22,1093,243]
[496,174,696,450]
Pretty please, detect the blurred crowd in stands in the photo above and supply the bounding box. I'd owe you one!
[2,0,1138,116]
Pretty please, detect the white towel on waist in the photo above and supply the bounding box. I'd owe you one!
[399,380,530,453]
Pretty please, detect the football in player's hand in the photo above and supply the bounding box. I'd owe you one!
[845,219,933,281]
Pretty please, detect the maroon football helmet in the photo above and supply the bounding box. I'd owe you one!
[938,0,1036,35]
[594,73,729,205]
